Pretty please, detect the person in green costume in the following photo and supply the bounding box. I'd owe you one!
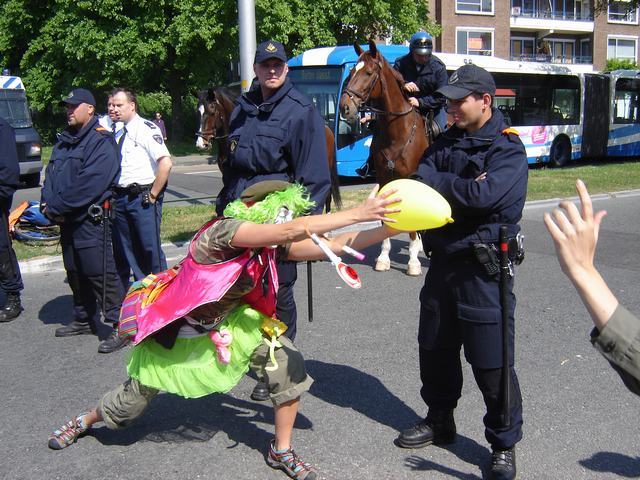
[48,180,401,480]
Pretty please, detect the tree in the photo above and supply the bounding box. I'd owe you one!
[0,0,437,143]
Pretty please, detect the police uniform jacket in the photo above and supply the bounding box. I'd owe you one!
[217,78,331,215]
[393,53,448,116]
[413,108,528,255]
[0,116,20,203]
[41,116,120,224]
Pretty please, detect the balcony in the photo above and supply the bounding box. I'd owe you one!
[510,6,594,33]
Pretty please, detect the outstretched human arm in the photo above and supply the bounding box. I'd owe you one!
[543,179,615,330]
[544,179,640,394]
[231,185,400,253]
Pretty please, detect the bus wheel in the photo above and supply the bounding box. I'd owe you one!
[549,136,571,168]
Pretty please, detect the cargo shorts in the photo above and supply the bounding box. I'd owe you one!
[97,335,313,429]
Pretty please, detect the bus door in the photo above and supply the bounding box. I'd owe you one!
[582,74,609,159]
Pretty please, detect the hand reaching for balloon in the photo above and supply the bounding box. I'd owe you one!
[355,185,401,223]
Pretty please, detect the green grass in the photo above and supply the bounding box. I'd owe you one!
[14,159,640,262]
[41,141,205,166]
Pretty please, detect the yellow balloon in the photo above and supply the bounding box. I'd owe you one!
[378,179,454,232]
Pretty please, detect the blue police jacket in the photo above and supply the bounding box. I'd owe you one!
[413,109,528,255]
[41,116,120,223]
[0,116,20,203]
[216,78,331,216]
[393,54,448,117]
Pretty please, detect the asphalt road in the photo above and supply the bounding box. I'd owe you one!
[2,183,640,479]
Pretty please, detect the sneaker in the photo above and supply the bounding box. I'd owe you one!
[98,329,127,354]
[251,380,270,401]
[489,447,516,480]
[267,440,318,480]
[55,320,97,337]
[48,415,88,450]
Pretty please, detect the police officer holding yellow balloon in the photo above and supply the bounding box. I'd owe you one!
[396,64,528,480]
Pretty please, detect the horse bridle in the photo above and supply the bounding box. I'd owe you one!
[343,58,413,117]
[196,99,229,141]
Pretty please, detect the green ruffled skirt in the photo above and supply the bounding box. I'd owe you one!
[126,304,266,398]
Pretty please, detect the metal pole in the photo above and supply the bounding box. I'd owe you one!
[499,225,511,428]
[237,0,256,93]
[307,261,313,322]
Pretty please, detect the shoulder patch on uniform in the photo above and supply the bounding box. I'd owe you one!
[502,128,519,136]
[153,134,164,144]
[144,120,157,129]
[95,126,111,136]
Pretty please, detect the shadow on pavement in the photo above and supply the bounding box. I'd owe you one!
[305,359,420,431]
[90,393,312,455]
[579,451,640,478]
[403,435,490,479]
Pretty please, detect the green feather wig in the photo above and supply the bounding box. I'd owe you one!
[223,183,315,224]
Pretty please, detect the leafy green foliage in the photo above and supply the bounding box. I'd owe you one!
[605,58,638,72]
[0,0,435,143]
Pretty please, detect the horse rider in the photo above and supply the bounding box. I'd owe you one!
[355,32,448,178]
[109,87,173,353]
[394,31,448,131]
[40,88,125,353]
[215,39,331,402]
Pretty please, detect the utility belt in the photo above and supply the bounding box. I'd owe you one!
[472,233,525,277]
[88,198,116,224]
[114,182,153,196]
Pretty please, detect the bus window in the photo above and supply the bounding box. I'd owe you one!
[492,73,580,127]
[613,78,640,124]
[288,66,343,131]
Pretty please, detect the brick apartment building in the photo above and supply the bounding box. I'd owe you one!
[431,0,639,72]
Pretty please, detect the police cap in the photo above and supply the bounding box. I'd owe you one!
[240,180,291,205]
[254,40,288,64]
[436,64,496,100]
[60,88,96,107]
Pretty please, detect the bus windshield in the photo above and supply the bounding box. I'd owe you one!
[0,89,32,128]
[288,66,342,131]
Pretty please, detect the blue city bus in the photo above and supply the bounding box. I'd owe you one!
[288,46,640,173]
[287,45,409,177]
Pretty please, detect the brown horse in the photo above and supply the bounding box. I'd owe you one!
[196,86,342,212]
[339,40,429,276]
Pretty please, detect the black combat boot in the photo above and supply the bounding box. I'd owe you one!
[0,292,22,322]
[489,447,516,480]
[395,409,456,448]
[98,328,127,354]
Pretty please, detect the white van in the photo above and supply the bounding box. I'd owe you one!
[0,74,42,187]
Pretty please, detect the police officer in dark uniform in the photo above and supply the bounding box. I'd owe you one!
[216,40,331,401]
[395,65,527,480]
[41,88,125,354]
[0,116,24,322]
[393,31,448,128]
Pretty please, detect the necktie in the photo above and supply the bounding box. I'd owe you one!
[118,126,127,154]
[111,122,116,134]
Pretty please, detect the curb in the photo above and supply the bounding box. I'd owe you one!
[18,189,640,275]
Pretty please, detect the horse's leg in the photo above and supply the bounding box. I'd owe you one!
[406,231,422,276]
[375,237,391,272]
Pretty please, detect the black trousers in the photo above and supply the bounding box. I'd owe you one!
[276,260,298,341]
[0,198,23,294]
[418,253,523,450]
[61,218,125,326]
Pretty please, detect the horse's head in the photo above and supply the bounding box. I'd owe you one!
[339,40,385,123]
[195,88,227,150]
